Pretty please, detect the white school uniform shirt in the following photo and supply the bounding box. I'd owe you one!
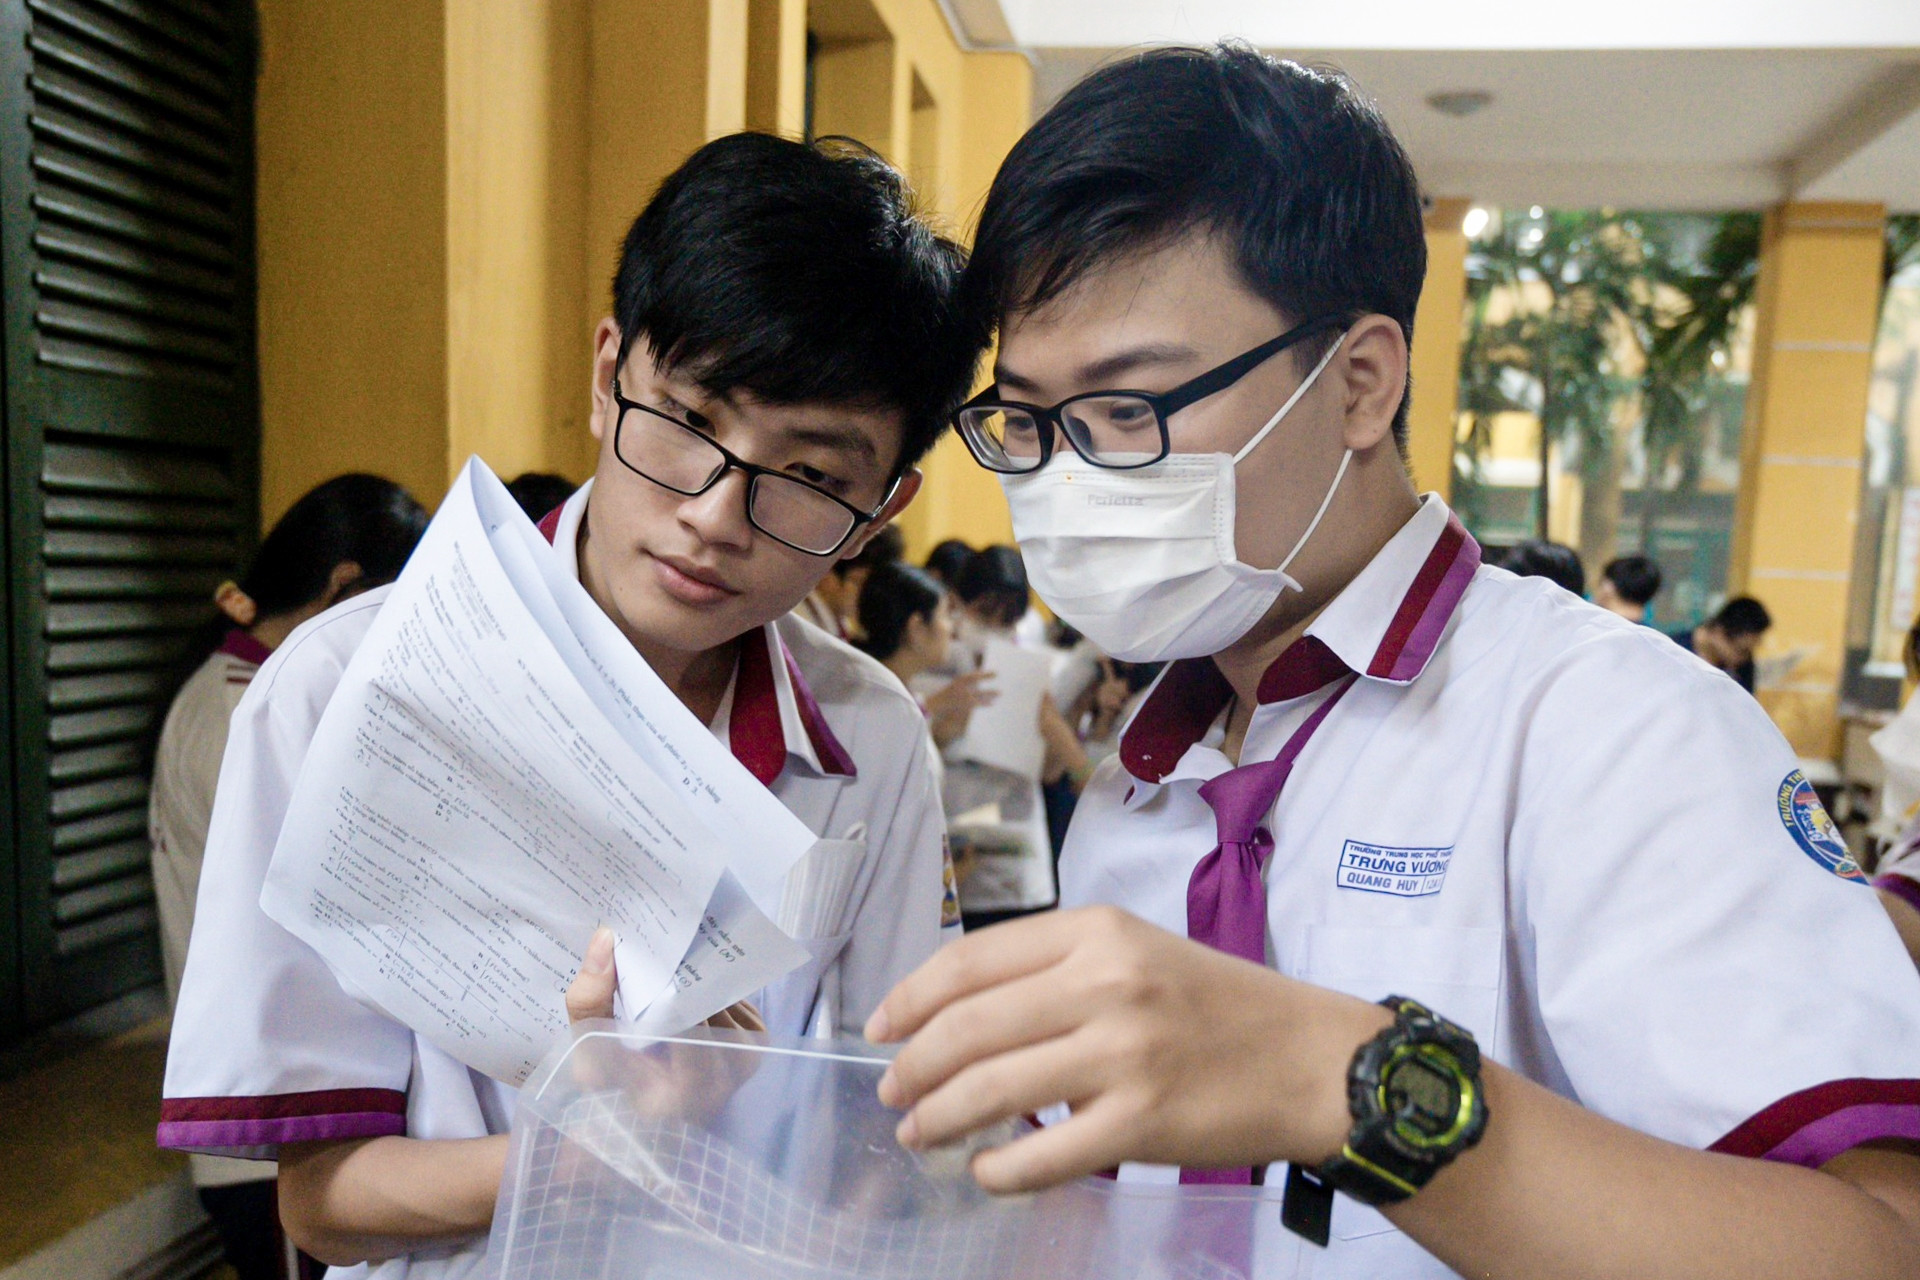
[1060,495,1920,1280]
[150,629,277,1190]
[160,482,955,1280]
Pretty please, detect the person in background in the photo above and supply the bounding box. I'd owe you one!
[1867,612,1920,969]
[923,537,974,587]
[941,544,1084,927]
[1672,595,1771,693]
[1496,538,1585,596]
[503,472,578,522]
[855,560,996,750]
[151,474,428,1280]
[1068,655,1163,767]
[1594,553,1662,623]
[797,522,905,639]
[951,544,1032,643]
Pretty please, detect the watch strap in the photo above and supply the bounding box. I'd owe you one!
[1282,995,1488,1243]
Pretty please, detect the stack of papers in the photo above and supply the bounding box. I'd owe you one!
[260,458,818,1084]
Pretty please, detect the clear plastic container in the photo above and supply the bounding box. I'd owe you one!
[486,1024,1287,1280]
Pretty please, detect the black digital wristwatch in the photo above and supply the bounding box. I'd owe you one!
[1281,996,1489,1246]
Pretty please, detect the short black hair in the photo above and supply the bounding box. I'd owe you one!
[613,133,985,474]
[243,474,428,616]
[963,44,1427,445]
[1602,554,1662,607]
[1710,596,1772,638]
[856,561,946,663]
[924,538,974,585]
[953,544,1029,626]
[1498,540,1586,597]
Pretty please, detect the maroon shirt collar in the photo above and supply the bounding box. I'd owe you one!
[218,628,273,666]
[1119,507,1481,785]
[536,500,854,786]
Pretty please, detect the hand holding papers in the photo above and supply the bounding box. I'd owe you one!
[261,459,814,1084]
[949,638,1054,781]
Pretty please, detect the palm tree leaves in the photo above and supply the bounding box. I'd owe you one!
[1455,209,1759,555]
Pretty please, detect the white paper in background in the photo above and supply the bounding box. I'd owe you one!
[469,466,813,916]
[261,462,807,1084]
[949,637,1052,780]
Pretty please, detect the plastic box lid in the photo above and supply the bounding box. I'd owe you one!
[487,1024,1287,1280]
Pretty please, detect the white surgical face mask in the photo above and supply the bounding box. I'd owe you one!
[1002,335,1350,662]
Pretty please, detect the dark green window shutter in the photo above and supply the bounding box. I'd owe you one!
[0,0,258,1033]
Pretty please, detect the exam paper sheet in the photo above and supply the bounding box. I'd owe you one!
[261,461,811,1083]
[949,638,1052,781]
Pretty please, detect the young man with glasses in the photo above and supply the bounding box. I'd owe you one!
[159,134,982,1276]
[866,45,1920,1279]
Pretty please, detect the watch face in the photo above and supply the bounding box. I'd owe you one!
[1386,1052,1462,1142]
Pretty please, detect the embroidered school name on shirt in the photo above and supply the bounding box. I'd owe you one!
[1336,840,1453,897]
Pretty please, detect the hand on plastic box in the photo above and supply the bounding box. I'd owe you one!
[866,906,1390,1194]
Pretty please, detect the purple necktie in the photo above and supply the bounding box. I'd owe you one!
[1181,674,1355,1187]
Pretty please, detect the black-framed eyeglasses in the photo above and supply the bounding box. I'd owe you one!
[952,314,1343,474]
[610,378,894,557]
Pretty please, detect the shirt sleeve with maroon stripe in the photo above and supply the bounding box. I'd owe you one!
[160,593,414,1159]
[1511,622,1920,1167]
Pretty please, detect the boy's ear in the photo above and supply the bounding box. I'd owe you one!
[1336,314,1409,454]
[590,317,623,442]
[838,468,924,562]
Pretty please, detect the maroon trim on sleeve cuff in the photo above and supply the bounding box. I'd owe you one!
[1874,871,1920,917]
[1708,1078,1920,1168]
[158,1088,408,1153]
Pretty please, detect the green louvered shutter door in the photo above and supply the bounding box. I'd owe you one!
[0,0,258,1032]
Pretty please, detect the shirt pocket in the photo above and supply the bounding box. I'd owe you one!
[777,835,867,940]
[1300,923,1503,1242]
[757,929,855,1037]
[757,835,867,1037]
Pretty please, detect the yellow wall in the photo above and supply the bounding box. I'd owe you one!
[256,0,1031,546]
[891,49,1032,559]
[255,0,450,524]
[1731,201,1887,757]
[1408,198,1469,498]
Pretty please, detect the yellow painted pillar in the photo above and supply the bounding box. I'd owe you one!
[1731,201,1887,758]
[577,0,751,441]
[445,0,592,488]
[891,50,1032,560]
[811,39,899,158]
[745,0,807,136]
[1407,197,1469,499]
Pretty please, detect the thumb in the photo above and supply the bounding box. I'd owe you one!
[565,926,618,1024]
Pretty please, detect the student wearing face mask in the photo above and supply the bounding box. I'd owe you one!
[865,44,1920,1280]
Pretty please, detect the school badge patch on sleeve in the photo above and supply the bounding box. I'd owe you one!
[1777,769,1867,882]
